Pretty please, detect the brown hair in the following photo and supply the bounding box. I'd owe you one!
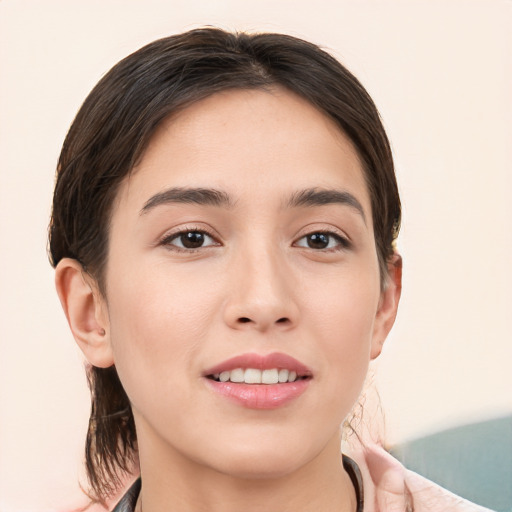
[49,27,400,503]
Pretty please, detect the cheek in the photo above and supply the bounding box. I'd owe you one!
[306,270,380,409]
[307,263,380,345]
[104,262,221,406]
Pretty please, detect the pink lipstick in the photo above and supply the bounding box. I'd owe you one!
[203,352,312,409]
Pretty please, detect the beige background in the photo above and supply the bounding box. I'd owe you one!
[0,0,511,510]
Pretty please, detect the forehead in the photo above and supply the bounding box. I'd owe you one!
[118,87,371,215]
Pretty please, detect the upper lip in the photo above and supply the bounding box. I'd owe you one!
[203,352,312,378]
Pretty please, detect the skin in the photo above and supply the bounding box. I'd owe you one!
[56,88,401,512]
[357,445,494,512]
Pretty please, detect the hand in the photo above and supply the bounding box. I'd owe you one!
[351,443,495,512]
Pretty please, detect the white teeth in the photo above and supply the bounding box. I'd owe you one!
[244,368,262,384]
[278,369,289,383]
[212,368,301,384]
[230,368,245,383]
[262,369,279,384]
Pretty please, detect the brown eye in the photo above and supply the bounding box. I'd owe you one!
[295,232,349,250]
[164,230,217,250]
[180,231,206,248]
[306,233,329,249]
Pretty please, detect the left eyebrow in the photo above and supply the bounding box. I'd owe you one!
[287,187,367,224]
[140,187,234,215]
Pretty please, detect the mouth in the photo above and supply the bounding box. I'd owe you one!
[203,352,312,409]
[207,368,309,384]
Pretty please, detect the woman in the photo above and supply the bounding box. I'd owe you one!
[49,28,490,512]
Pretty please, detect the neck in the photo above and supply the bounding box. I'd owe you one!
[135,425,357,512]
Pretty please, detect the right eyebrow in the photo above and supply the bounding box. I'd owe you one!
[140,187,234,215]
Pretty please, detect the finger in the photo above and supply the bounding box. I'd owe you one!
[376,467,409,512]
[364,444,409,512]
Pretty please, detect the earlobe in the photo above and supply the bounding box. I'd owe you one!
[370,253,402,360]
[55,258,114,368]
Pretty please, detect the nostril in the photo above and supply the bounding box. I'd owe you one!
[234,316,291,327]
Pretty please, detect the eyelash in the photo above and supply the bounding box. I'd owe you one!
[159,228,351,253]
[294,230,351,252]
[159,227,220,253]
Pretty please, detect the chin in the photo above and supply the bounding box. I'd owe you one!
[201,429,326,480]
[214,450,308,480]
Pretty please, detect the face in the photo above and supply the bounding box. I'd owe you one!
[99,88,396,478]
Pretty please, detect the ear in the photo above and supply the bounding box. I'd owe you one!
[55,258,114,368]
[370,253,402,360]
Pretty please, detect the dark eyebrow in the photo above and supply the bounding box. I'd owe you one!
[287,188,366,223]
[140,187,233,215]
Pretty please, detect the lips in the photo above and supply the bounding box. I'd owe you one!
[203,352,312,409]
[204,352,312,377]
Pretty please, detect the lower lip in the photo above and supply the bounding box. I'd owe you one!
[204,379,310,409]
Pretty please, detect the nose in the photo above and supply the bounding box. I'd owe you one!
[223,247,299,333]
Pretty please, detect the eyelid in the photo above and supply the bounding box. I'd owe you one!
[293,226,352,251]
[158,225,222,251]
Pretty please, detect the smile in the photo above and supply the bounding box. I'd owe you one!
[209,368,304,384]
[203,353,312,409]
